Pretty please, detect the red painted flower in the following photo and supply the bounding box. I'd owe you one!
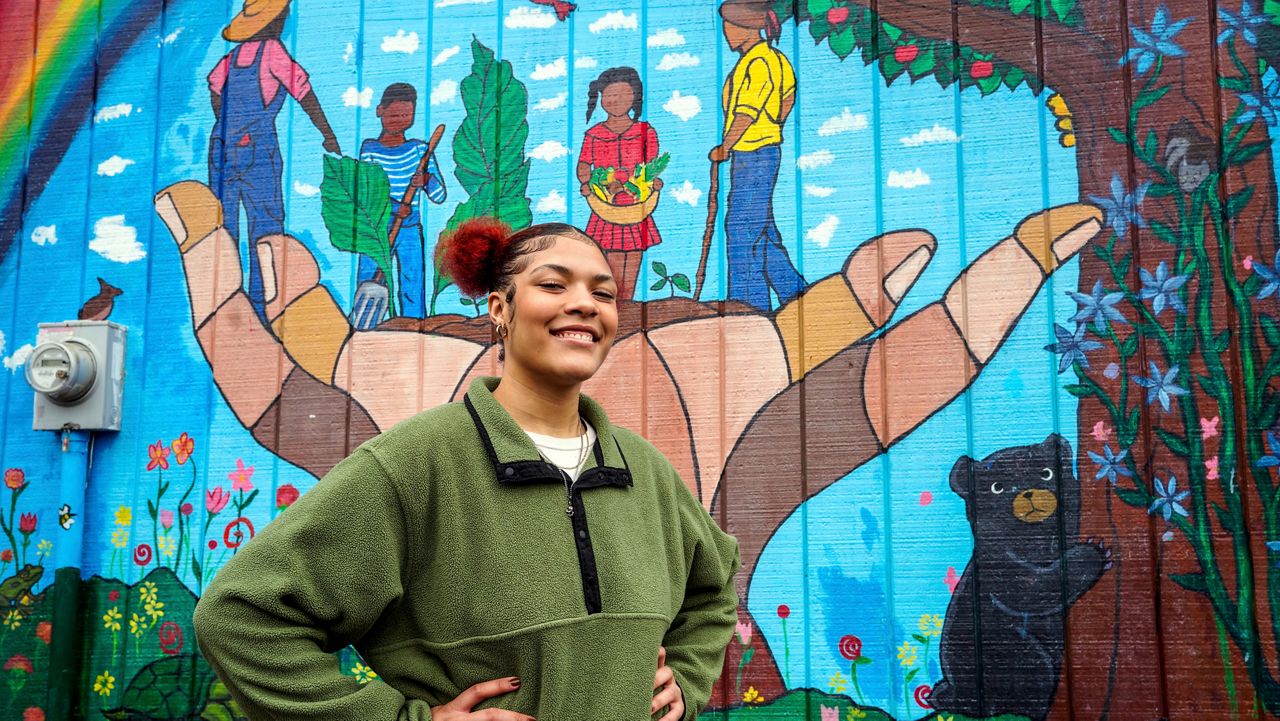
[838,634,862,661]
[158,621,184,656]
[133,544,153,567]
[160,509,174,530]
[108,590,119,602]
[276,484,300,510]
[4,655,33,673]
[180,503,194,516]
[23,707,45,721]
[777,604,791,620]
[207,540,218,550]
[35,621,51,645]
[4,468,25,491]
[1,549,13,563]
[171,432,195,465]
[914,684,933,708]
[147,440,170,472]
[19,513,36,535]
[206,486,230,515]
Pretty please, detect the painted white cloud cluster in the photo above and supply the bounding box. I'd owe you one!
[294,181,320,197]
[590,10,637,33]
[431,80,458,105]
[31,225,57,246]
[531,57,567,81]
[505,6,557,29]
[806,215,840,248]
[97,155,135,177]
[804,184,836,198]
[4,344,33,373]
[343,43,354,64]
[663,91,701,121]
[89,215,145,263]
[535,92,569,112]
[343,86,374,108]
[901,124,961,147]
[537,189,567,213]
[797,149,834,170]
[94,104,133,123]
[656,52,699,71]
[670,180,702,206]
[434,45,460,66]
[159,28,183,46]
[575,56,598,69]
[648,28,685,47]
[818,108,868,136]
[381,29,420,54]
[887,168,931,189]
[529,140,569,162]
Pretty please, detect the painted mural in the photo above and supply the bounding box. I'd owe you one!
[1,0,1279,718]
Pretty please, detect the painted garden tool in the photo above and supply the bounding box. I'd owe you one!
[693,159,721,301]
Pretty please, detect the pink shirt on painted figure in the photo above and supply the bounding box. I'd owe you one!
[208,39,312,106]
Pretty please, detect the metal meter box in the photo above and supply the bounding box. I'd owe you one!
[27,321,126,431]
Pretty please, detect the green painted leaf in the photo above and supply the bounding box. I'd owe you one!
[1212,330,1232,353]
[1003,66,1025,90]
[907,46,937,79]
[905,668,920,684]
[1232,141,1269,165]
[828,26,856,59]
[1063,383,1093,398]
[320,156,394,290]
[1155,428,1189,456]
[672,273,692,293]
[1120,333,1139,357]
[1049,0,1075,21]
[1009,0,1033,14]
[1107,127,1129,145]
[881,22,903,42]
[911,633,928,643]
[651,278,668,291]
[741,646,756,665]
[854,656,872,665]
[1227,186,1255,217]
[977,72,1003,96]
[1261,314,1280,348]
[1149,219,1181,245]
[1133,84,1171,111]
[652,260,668,277]
[1196,373,1219,397]
[1170,572,1209,594]
[1213,502,1240,532]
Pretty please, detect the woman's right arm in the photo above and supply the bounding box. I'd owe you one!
[192,447,432,720]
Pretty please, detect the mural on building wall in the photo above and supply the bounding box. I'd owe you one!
[1,0,1279,719]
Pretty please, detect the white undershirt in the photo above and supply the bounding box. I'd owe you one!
[524,423,598,482]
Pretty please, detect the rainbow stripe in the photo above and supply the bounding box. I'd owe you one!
[0,0,161,261]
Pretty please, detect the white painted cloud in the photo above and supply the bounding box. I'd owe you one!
[662,91,701,121]
[430,80,458,105]
[575,56,598,69]
[90,215,145,263]
[670,180,702,206]
[887,168,932,189]
[818,108,868,136]
[433,45,460,66]
[535,92,569,112]
[797,149,835,170]
[806,214,840,248]
[381,29,420,54]
[31,225,57,246]
[531,57,567,80]
[900,123,962,147]
[648,28,685,47]
[656,52,699,71]
[342,86,374,107]
[804,184,836,198]
[536,189,567,213]
[529,140,569,162]
[4,344,33,373]
[590,10,637,33]
[97,155,135,177]
[0,330,4,357]
[505,6,557,29]
[94,104,133,123]
[343,42,354,64]
[159,27,183,46]
[294,181,320,197]
[437,0,494,6]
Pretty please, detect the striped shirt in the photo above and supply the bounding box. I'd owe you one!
[359,138,447,227]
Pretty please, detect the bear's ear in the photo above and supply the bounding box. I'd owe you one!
[1042,433,1073,471]
[949,455,975,498]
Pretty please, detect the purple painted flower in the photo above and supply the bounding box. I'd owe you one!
[1138,261,1190,315]
[1218,2,1268,46]
[1044,323,1103,373]
[1149,474,1190,522]
[1068,279,1129,333]
[1087,444,1133,485]
[1088,173,1151,240]
[1121,5,1191,75]
[1134,361,1188,411]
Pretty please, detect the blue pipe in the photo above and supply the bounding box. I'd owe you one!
[46,428,90,721]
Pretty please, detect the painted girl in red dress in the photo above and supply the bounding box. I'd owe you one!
[576,67,663,301]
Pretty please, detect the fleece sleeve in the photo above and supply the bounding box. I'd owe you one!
[662,481,741,721]
[192,447,433,721]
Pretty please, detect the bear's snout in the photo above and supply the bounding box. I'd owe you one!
[1012,488,1058,523]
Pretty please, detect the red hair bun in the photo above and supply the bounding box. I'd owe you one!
[436,218,512,298]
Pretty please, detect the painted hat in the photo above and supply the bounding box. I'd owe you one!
[223,0,290,42]
[718,0,773,29]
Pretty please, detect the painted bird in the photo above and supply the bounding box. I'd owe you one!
[528,0,576,21]
[78,277,122,321]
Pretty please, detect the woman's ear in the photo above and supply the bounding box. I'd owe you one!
[487,290,508,327]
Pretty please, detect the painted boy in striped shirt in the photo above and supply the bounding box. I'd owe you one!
[359,83,446,319]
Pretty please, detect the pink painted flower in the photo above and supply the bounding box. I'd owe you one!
[777,604,790,620]
[1201,416,1219,439]
[228,459,254,492]
[1244,255,1255,270]
[821,705,838,721]
[276,484,300,510]
[4,468,26,491]
[919,490,933,506]
[19,513,36,535]
[1091,420,1112,442]
[180,503,193,516]
[23,707,45,721]
[206,486,230,515]
[160,510,174,530]
[4,655,33,673]
[735,621,753,646]
[1205,456,1220,481]
[147,440,170,472]
[944,566,961,594]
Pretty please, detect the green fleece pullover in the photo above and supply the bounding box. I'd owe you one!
[193,377,740,720]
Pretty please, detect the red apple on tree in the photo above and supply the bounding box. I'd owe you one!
[970,59,994,79]
[827,4,849,24]
[894,44,919,64]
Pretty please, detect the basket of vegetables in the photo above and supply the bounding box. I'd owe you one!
[586,153,671,226]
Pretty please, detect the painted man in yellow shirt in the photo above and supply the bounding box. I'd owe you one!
[710,0,805,311]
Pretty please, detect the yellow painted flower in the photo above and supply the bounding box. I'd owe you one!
[36,539,52,558]
[111,528,129,548]
[139,581,158,602]
[743,686,764,704]
[94,670,115,697]
[157,534,175,558]
[897,640,918,668]
[827,670,848,694]
[130,612,146,638]
[102,607,122,632]
[3,610,20,630]
[114,506,132,527]
[918,613,943,638]
[846,708,867,721]
[144,598,165,622]
[352,662,379,684]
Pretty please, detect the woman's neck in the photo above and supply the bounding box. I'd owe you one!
[604,116,635,134]
[492,373,584,437]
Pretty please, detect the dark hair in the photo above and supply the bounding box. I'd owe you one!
[585,67,643,123]
[379,82,417,108]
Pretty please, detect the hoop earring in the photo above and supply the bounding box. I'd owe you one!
[496,323,509,339]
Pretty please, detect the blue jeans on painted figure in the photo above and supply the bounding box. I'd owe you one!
[725,144,805,311]
[357,222,427,318]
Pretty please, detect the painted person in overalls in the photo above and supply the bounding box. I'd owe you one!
[711,0,804,312]
[208,0,340,323]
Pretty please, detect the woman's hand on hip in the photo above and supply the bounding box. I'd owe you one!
[431,677,534,720]
[652,646,684,721]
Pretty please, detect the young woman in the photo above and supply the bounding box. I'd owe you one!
[577,67,663,301]
[192,219,740,720]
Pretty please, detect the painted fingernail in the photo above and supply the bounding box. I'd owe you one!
[510,677,521,688]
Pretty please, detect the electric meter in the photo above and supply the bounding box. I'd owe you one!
[25,339,97,403]
[25,321,126,431]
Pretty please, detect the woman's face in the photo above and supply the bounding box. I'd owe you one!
[600,81,635,118]
[490,236,619,390]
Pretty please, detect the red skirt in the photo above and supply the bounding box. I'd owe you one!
[586,213,662,252]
